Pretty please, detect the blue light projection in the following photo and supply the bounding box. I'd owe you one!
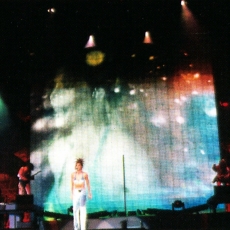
[30,72,220,214]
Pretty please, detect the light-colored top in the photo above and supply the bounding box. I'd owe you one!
[71,171,92,199]
[74,173,85,186]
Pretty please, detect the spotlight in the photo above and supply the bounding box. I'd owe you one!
[85,35,96,48]
[47,8,56,13]
[143,31,153,44]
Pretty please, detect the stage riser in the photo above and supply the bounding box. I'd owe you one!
[61,216,143,230]
[43,213,230,230]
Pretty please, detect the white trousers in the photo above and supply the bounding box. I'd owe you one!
[73,189,87,230]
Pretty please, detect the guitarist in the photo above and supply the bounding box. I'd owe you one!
[17,162,35,195]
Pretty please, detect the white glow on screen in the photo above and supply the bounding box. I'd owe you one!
[54,117,65,127]
[184,148,188,152]
[50,88,75,108]
[174,98,182,104]
[32,118,47,131]
[176,116,185,124]
[192,91,199,95]
[31,69,220,214]
[114,87,120,93]
[150,115,167,127]
[139,89,144,93]
[93,88,106,99]
[180,96,187,101]
[200,150,205,155]
[129,89,136,95]
[204,107,217,117]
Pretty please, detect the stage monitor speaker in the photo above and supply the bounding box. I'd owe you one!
[16,195,34,209]
[16,195,34,204]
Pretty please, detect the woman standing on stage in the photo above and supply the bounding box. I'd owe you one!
[71,158,92,230]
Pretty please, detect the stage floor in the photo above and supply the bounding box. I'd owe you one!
[43,209,230,230]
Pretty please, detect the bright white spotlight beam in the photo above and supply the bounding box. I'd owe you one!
[85,35,96,48]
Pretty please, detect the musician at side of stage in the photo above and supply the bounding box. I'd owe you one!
[17,162,34,195]
[212,158,230,186]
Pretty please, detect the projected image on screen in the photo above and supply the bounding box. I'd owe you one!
[30,68,219,214]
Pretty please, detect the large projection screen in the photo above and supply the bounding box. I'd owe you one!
[30,67,220,214]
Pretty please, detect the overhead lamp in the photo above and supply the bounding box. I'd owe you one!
[85,35,96,48]
[143,31,153,44]
[47,8,56,13]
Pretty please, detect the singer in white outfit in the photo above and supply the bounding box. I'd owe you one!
[71,158,92,230]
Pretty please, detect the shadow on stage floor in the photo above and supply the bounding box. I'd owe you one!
[43,211,230,230]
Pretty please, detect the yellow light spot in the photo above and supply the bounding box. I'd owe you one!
[86,51,105,66]
[149,56,154,60]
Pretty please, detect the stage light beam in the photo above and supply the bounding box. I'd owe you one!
[0,96,10,131]
[85,35,96,48]
[143,31,153,44]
